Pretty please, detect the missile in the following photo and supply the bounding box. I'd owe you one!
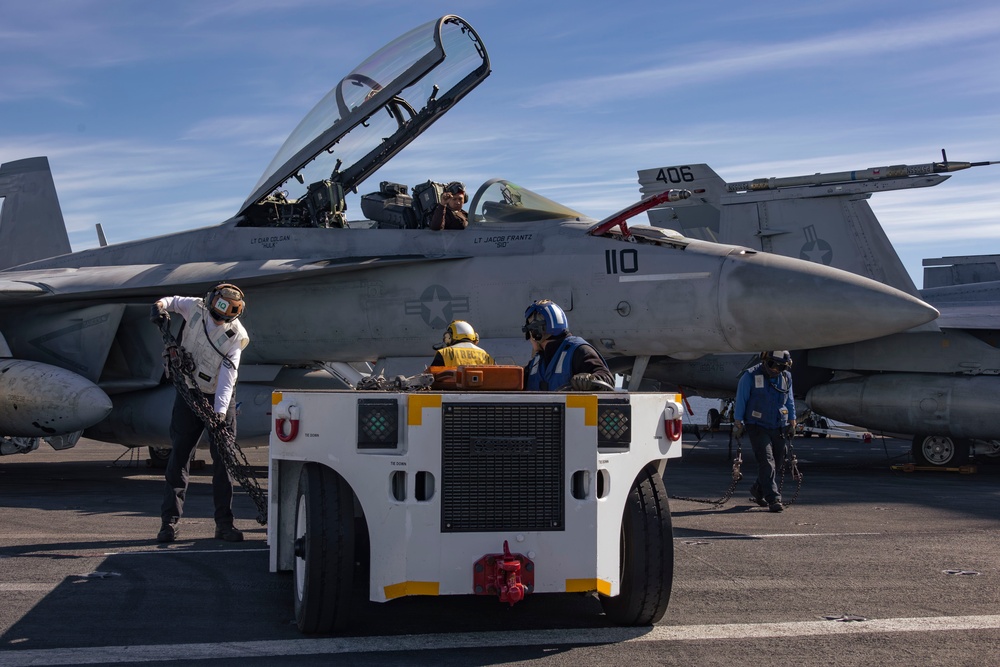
[726,150,997,192]
[0,359,112,437]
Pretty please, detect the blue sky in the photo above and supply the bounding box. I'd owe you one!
[3,0,998,288]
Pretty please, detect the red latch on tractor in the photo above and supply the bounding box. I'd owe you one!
[473,540,534,606]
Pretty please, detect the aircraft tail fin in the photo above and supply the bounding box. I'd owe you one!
[637,164,728,242]
[0,157,72,270]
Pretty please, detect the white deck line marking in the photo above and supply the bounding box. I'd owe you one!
[3,615,999,665]
[0,584,54,592]
[676,532,881,540]
[100,548,268,556]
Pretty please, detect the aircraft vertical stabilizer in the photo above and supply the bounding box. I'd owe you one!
[0,156,72,270]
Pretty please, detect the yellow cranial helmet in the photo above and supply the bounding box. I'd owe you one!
[438,320,478,348]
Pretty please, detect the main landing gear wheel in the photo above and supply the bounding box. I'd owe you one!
[293,463,355,634]
[912,434,970,467]
[600,464,674,626]
[147,446,171,468]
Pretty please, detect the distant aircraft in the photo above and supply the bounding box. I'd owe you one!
[0,15,936,461]
[635,154,998,467]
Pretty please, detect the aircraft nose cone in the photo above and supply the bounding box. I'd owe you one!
[78,384,114,427]
[718,250,938,351]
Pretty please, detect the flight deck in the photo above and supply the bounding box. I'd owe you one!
[1,434,997,666]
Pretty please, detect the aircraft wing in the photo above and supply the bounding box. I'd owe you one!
[931,303,1000,330]
[921,281,1000,330]
[0,255,468,303]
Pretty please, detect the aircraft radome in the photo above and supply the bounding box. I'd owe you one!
[0,15,937,460]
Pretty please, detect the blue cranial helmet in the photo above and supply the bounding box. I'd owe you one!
[523,299,568,340]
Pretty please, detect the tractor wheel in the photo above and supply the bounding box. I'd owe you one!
[600,464,674,626]
[293,463,355,634]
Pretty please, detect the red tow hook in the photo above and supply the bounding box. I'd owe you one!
[473,540,534,606]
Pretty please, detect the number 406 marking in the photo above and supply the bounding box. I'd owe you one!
[605,248,638,274]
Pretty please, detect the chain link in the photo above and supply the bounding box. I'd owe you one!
[670,429,805,508]
[777,436,803,507]
[156,315,268,525]
[669,432,745,506]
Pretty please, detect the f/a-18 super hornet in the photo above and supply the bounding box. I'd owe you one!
[0,15,937,460]
[634,153,997,467]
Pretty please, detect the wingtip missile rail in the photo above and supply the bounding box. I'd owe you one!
[726,149,997,193]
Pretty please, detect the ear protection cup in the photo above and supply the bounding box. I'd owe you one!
[206,283,245,321]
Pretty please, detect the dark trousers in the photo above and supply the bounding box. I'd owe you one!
[160,391,237,525]
[747,424,787,504]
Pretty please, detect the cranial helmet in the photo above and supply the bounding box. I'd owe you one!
[522,299,568,340]
[762,350,792,369]
[206,283,245,322]
[445,181,467,203]
[435,320,479,350]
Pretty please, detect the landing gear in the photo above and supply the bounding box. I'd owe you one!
[147,446,171,468]
[600,464,674,626]
[912,434,971,467]
[293,463,355,634]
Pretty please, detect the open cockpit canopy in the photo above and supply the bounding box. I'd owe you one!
[238,16,490,222]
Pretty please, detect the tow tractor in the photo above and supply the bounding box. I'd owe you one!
[268,379,684,633]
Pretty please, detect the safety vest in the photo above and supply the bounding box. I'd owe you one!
[742,362,792,429]
[437,341,494,368]
[181,303,250,394]
[525,335,588,391]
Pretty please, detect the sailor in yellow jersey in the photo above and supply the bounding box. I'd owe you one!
[429,320,494,367]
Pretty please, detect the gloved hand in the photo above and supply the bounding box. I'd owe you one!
[733,420,745,438]
[784,420,797,438]
[149,301,167,325]
[208,412,227,430]
[570,373,594,391]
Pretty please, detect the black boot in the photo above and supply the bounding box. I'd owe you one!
[215,522,244,542]
[157,522,178,543]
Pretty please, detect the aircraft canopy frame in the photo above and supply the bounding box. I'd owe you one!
[239,15,491,215]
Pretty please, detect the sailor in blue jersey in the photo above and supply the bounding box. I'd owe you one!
[733,351,797,512]
[522,300,613,391]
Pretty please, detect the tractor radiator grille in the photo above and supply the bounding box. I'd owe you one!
[441,402,565,532]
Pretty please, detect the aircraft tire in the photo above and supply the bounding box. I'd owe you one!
[147,446,170,468]
[708,408,721,430]
[293,463,355,634]
[600,464,674,626]
[912,434,970,467]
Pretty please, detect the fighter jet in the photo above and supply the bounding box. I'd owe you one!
[0,15,937,460]
[635,154,998,467]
